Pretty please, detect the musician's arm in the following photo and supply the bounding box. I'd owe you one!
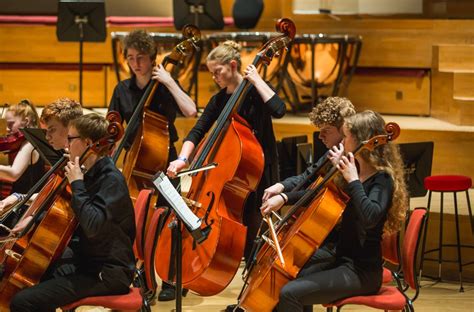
[0,142,37,181]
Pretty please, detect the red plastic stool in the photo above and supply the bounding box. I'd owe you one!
[419,175,473,292]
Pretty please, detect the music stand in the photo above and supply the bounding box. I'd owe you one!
[277,135,308,180]
[173,0,224,30]
[56,0,106,105]
[21,128,63,166]
[313,131,329,162]
[398,142,434,198]
[296,142,313,175]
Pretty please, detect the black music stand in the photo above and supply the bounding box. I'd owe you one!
[56,0,106,105]
[296,142,313,175]
[277,135,308,180]
[398,142,434,198]
[173,0,224,30]
[21,128,63,166]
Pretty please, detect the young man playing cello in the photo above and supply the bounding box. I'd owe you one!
[10,113,135,311]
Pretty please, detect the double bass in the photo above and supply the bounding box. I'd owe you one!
[155,18,296,296]
[238,123,401,312]
[0,113,123,310]
[113,25,201,199]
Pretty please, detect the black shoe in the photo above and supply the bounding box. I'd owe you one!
[158,287,175,301]
[157,287,189,301]
[225,304,244,312]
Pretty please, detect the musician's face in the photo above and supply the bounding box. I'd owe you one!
[207,60,237,89]
[6,111,27,134]
[44,118,68,150]
[342,123,357,153]
[66,126,87,160]
[126,48,153,78]
[318,123,343,149]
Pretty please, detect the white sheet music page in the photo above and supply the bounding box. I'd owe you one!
[152,172,202,231]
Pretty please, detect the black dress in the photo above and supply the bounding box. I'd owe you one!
[185,86,286,260]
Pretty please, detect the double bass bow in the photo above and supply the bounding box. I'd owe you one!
[0,113,123,310]
[155,18,296,296]
[237,122,401,312]
[112,25,201,199]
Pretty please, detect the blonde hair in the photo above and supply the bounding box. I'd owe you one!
[207,40,242,72]
[309,97,355,129]
[41,98,83,127]
[8,99,40,127]
[345,110,408,235]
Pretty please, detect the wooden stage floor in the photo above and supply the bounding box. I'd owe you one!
[74,266,474,311]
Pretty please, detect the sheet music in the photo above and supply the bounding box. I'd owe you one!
[152,172,201,231]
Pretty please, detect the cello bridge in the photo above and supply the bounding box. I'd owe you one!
[5,249,21,262]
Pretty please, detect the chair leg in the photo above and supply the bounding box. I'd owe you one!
[419,191,432,282]
[466,190,474,237]
[453,192,464,292]
[438,192,444,280]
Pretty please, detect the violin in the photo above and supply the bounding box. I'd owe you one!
[0,132,26,155]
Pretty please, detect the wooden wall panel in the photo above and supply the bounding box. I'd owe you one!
[0,68,106,107]
[346,72,430,115]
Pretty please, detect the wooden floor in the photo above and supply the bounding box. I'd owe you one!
[75,267,474,312]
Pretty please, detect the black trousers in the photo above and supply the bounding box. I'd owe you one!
[10,248,130,312]
[276,248,382,312]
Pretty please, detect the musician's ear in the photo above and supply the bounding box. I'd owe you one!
[230,60,238,72]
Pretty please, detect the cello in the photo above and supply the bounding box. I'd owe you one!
[155,18,296,296]
[0,113,123,310]
[237,122,401,312]
[113,25,201,199]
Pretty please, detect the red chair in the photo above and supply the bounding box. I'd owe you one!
[419,175,473,292]
[61,189,167,312]
[381,231,401,284]
[324,207,427,312]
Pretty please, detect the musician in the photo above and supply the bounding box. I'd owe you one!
[261,110,408,312]
[109,29,196,153]
[0,100,44,200]
[0,98,83,221]
[10,113,136,312]
[167,40,286,266]
[108,29,197,301]
[262,97,355,255]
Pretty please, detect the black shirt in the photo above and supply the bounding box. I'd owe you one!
[336,171,393,268]
[108,76,181,149]
[185,86,286,168]
[70,157,136,285]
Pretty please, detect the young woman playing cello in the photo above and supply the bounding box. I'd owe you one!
[261,110,408,312]
[167,40,286,264]
[0,100,44,200]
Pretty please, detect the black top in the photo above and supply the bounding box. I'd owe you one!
[70,157,136,285]
[12,150,45,194]
[108,76,181,149]
[336,171,393,268]
[285,171,392,269]
[185,86,286,167]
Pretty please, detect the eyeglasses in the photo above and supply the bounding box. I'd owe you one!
[67,135,81,144]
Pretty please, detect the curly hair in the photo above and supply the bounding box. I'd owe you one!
[207,40,242,72]
[123,29,157,61]
[40,98,83,127]
[345,110,408,235]
[8,99,40,127]
[309,97,356,128]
